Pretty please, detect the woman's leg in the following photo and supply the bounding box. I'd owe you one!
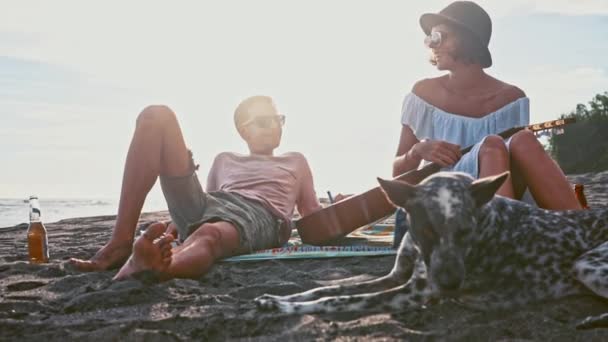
[70,105,194,271]
[509,130,581,210]
[114,221,241,281]
[478,135,515,198]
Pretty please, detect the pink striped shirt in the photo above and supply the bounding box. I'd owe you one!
[206,152,321,242]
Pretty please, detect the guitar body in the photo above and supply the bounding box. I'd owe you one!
[295,119,574,245]
[296,187,392,245]
[296,164,441,245]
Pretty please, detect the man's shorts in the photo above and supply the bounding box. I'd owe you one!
[159,151,283,253]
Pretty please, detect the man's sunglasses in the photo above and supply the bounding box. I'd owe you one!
[243,115,286,129]
[424,31,447,49]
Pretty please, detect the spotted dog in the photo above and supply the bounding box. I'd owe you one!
[255,171,608,324]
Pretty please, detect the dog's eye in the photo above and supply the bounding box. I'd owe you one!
[408,206,439,245]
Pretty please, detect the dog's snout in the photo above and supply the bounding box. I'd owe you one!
[431,250,465,291]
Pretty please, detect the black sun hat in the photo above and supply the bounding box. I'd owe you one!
[420,1,492,68]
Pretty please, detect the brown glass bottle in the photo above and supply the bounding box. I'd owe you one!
[27,196,49,263]
[574,184,590,210]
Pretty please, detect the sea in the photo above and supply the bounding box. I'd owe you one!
[0,197,168,229]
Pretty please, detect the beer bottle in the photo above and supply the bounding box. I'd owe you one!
[574,184,590,210]
[27,195,49,263]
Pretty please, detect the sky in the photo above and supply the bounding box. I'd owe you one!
[1,0,608,205]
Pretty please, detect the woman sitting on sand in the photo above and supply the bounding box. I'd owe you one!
[393,1,581,210]
[70,96,325,280]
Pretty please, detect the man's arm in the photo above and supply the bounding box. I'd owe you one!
[206,153,223,192]
[295,155,322,217]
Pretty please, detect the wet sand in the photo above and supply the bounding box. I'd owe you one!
[1,172,608,341]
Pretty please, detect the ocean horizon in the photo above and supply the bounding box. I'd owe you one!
[0,196,168,229]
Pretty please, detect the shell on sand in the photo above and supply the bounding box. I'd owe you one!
[0,171,607,340]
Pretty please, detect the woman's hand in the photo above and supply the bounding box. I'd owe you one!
[412,139,462,167]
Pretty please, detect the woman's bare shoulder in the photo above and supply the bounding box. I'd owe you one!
[411,76,447,101]
[493,78,527,101]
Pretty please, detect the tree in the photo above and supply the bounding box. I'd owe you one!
[549,92,608,173]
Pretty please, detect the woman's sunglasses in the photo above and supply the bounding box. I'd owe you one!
[424,31,447,49]
[243,115,286,129]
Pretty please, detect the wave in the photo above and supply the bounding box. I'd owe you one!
[0,197,166,228]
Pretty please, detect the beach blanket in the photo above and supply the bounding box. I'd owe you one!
[223,223,396,262]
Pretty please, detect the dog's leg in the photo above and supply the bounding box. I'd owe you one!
[454,288,545,311]
[256,233,419,303]
[573,241,608,329]
[256,273,403,304]
[574,241,608,299]
[259,280,432,314]
[257,257,431,314]
[457,262,583,311]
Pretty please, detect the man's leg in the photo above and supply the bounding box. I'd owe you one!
[70,105,194,271]
[113,221,241,280]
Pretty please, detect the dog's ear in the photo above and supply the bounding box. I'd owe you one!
[470,171,509,207]
[377,177,416,208]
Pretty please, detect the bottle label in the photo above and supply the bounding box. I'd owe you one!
[29,198,42,222]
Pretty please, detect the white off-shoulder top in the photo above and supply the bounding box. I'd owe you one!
[401,92,530,178]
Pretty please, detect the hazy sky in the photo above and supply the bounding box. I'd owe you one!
[2,0,608,205]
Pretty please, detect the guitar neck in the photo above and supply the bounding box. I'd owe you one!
[527,117,576,132]
[395,117,576,184]
[294,117,577,245]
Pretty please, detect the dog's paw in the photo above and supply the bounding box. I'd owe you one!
[576,312,608,330]
[256,293,284,301]
[254,294,281,311]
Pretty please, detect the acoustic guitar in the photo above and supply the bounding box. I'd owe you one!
[296,118,576,245]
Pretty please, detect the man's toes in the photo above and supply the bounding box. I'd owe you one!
[69,258,99,272]
[160,240,172,252]
[158,233,175,245]
[144,222,168,240]
[69,257,82,265]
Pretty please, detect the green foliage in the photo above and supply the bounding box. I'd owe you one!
[549,92,608,173]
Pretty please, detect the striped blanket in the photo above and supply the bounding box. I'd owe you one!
[223,223,396,262]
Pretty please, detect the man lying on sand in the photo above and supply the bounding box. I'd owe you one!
[70,95,328,280]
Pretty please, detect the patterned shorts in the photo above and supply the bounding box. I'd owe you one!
[159,152,284,253]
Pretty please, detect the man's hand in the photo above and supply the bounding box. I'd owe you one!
[333,193,352,203]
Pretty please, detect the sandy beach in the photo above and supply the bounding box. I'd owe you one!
[1,172,608,341]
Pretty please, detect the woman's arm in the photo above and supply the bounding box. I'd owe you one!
[392,125,423,177]
[393,125,462,177]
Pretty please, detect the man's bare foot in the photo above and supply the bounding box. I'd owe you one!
[113,222,174,281]
[69,241,133,272]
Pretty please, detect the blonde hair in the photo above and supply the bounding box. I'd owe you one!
[234,95,279,136]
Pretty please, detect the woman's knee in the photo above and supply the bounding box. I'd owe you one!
[510,129,544,158]
[136,105,177,127]
[479,135,508,161]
